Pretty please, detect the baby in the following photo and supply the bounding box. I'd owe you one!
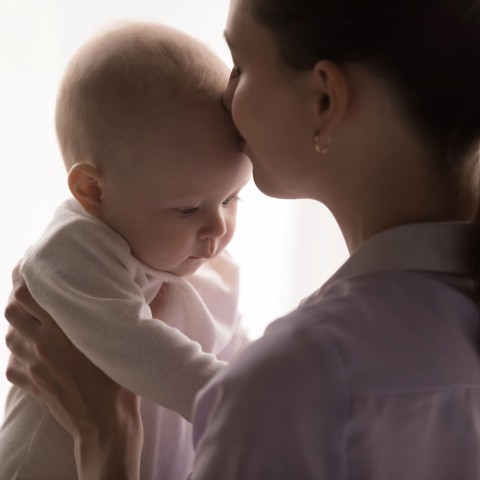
[0,22,251,480]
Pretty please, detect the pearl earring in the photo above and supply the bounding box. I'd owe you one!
[313,134,331,155]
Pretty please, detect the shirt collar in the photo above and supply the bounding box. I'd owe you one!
[309,221,473,301]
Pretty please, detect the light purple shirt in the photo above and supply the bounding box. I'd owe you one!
[191,222,480,479]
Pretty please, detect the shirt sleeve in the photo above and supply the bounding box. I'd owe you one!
[191,322,349,479]
[21,216,225,421]
[215,313,251,362]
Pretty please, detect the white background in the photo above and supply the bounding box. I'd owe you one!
[0,0,348,411]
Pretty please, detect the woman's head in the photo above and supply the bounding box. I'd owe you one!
[247,0,480,167]
[225,0,480,206]
[225,0,480,283]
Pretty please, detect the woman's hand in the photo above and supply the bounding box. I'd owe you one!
[4,265,143,480]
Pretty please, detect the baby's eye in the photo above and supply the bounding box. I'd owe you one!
[230,65,241,79]
[177,207,199,215]
[222,196,240,207]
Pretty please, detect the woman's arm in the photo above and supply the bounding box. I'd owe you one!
[5,266,143,480]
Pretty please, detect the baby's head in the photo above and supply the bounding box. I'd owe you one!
[57,22,251,275]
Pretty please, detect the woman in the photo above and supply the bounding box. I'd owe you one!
[5,0,480,478]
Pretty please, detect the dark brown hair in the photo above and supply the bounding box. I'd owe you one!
[249,0,480,293]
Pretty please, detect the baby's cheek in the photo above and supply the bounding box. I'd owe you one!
[222,221,237,249]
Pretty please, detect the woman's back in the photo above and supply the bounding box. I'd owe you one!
[192,222,480,479]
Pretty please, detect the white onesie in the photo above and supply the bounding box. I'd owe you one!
[0,198,248,480]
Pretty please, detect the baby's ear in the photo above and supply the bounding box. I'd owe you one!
[67,163,104,216]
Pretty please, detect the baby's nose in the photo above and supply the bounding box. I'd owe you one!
[200,209,228,240]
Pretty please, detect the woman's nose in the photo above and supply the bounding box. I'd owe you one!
[222,78,235,112]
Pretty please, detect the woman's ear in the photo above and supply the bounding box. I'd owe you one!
[67,163,104,216]
[310,60,349,137]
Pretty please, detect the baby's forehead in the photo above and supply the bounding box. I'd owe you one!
[102,97,238,167]
[56,22,230,170]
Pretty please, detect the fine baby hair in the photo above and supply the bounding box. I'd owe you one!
[55,21,228,170]
[0,20,250,480]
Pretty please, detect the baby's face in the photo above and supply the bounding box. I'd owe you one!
[99,101,252,276]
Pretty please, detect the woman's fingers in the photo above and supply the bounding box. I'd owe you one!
[5,264,142,442]
[5,324,47,399]
[5,325,35,363]
[4,296,41,340]
[4,265,64,403]
[5,355,39,397]
[7,265,54,328]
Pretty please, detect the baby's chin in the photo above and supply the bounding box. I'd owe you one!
[170,257,209,277]
[142,257,208,277]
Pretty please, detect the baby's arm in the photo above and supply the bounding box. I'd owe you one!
[21,218,225,421]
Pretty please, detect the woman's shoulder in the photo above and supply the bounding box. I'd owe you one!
[277,270,480,391]
[220,270,480,396]
[280,269,477,334]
